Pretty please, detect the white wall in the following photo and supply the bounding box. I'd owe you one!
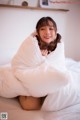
[64,4,80,61]
[0,0,39,7]
[0,1,80,65]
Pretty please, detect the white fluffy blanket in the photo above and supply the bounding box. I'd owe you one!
[0,35,70,98]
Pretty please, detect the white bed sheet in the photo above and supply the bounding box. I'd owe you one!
[0,96,80,120]
[0,96,43,120]
[0,58,80,120]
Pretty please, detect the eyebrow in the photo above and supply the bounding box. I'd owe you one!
[40,25,54,28]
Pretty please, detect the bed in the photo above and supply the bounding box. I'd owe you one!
[0,36,80,120]
[0,94,80,120]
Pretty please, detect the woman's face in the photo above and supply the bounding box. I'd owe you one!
[38,21,56,44]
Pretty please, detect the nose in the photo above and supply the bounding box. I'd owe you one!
[45,28,50,34]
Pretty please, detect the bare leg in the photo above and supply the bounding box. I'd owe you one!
[19,96,42,110]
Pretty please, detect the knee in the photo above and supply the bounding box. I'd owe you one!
[19,96,41,110]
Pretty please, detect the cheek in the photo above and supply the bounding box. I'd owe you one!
[37,33,43,41]
[52,31,56,35]
[52,32,56,38]
[39,32,44,38]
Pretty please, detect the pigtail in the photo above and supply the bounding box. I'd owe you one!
[36,33,62,53]
[48,33,61,52]
[56,33,61,43]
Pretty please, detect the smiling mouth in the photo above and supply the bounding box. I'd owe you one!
[44,36,51,39]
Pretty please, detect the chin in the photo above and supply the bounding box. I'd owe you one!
[45,41,51,44]
[43,39,53,44]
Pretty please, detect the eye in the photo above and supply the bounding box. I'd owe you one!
[40,27,45,31]
[49,27,54,30]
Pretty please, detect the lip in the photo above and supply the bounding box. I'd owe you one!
[44,36,51,39]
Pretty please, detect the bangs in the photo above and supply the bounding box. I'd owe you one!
[39,20,52,27]
[36,17,57,32]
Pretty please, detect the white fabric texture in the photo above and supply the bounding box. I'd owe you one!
[0,96,80,120]
[0,35,80,112]
[0,66,29,98]
[41,58,80,111]
[0,35,70,98]
[11,35,70,97]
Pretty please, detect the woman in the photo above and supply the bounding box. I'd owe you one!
[18,16,62,110]
[12,17,64,110]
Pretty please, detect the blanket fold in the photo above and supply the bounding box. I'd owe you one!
[11,35,70,97]
[0,35,70,98]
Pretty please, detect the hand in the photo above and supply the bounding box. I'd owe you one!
[41,49,48,56]
[31,31,38,37]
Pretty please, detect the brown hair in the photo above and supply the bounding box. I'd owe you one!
[36,17,61,53]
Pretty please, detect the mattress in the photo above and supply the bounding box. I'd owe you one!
[0,96,44,120]
[0,96,80,120]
